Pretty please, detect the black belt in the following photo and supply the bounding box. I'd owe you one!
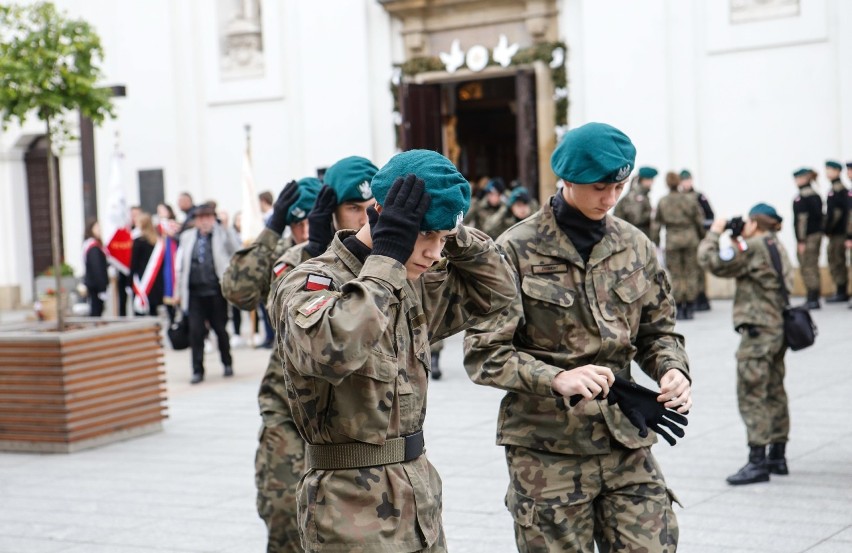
[305,430,425,470]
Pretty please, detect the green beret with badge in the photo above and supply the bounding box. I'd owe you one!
[287,177,323,224]
[371,149,470,231]
[323,156,379,203]
[826,160,842,171]
[550,122,637,184]
[507,187,531,206]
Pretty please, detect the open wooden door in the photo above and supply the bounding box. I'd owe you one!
[515,69,539,199]
[400,83,443,152]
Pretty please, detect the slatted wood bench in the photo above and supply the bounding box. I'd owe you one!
[0,318,167,453]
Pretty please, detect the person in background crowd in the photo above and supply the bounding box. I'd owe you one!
[130,213,165,317]
[698,203,793,485]
[82,218,109,317]
[156,203,180,324]
[465,123,690,553]
[177,192,196,233]
[792,168,824,309]
[679,169,715,310]
[847,161,852,310]
[176,203,240,384]
[614,166,657,240]
[464,177,505,230]
[652,171,705,320]
[823,160,849,303]
[482,186,535,239]
[259,191,274,224]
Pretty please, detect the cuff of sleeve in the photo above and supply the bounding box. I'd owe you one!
[359,255,407,291]
[443,225,479,256]
[542,366,566,397]
[659,364,691,384]
[257,227,282,250]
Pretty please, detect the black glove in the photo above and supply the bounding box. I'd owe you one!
[370,174,430,264]
[606,376,688,446]
[304,185,338,257]
[266,181,300,235]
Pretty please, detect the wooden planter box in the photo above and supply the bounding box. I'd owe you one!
[0,318,167,453]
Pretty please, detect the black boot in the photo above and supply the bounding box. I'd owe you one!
[767,443,789,475]
[676,303,687,320]
[805,290,821,310]
[684,302,695,320]
[726,446,770,485]
[695,292,711,311]
[430,352,442,381]
[826,284,849,303]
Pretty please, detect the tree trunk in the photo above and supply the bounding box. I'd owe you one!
[45,119,65,331]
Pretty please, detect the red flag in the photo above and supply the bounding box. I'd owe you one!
[103,152,132,274]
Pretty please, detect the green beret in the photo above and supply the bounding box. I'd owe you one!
[793,167,811,178]
[507,187,531,207]
[638,166,658,180]
[749,202,782,223]
[826,160,842,170]
[323,156,378,204]
[371,149,470,231]
[679,169,692,180]
[847,161,852,169]
[286,177,322,224]
[551,123,636,184]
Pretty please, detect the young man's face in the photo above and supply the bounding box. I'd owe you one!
[487,190,502,207]
[511,202,531,220]
[334,200,374,231]
[562,180,626,221]
[405,230,455,280]
[794,175,810,187]
[826,167,840,180]
[639,177,653,190]
[680,178,693,191]
[290,219,309,244]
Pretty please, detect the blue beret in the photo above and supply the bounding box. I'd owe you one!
[286,177,322,224]
[749,202,782,223]
[323,156,378,204]
[486,177,506,194]
[371,149,470,231]
[638,166,658,180]
[826,160,842,170]
[793,167,811,178]
[550,123,636,184]
[679,169,692,180]
[507,187,531,207]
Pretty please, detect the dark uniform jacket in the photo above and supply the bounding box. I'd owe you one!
[825,179,849,237]
[793,185,824,242]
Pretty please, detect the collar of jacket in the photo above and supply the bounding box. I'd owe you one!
[328,229,406,306]
[532,195,628,269]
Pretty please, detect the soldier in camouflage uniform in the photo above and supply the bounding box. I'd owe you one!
[613,166,656,240]
[481,187,535,239]
[823,161,849,302]
[679,169,715,310]
[463,177,505,230]
[270,150,515,553]
[464,123,691,553]
[652,172,705,320]
[698,203,793,485]
[222,156,380,553]
[792,168,824,309]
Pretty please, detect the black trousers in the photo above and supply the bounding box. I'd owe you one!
[188,292,232,375]
[117,272,129,316]
[89,294,104,317]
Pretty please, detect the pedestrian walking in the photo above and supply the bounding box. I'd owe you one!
[269,150,515,552]
[613,165,656,239]
[464,123,691,553]
[792,168,824,309]
[823,160,849,302]
[698,204,793,485]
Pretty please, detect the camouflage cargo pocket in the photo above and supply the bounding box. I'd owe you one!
[331,351,397,445]
[505,487,536,528]
[520,275,575,351]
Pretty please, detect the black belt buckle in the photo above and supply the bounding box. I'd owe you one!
[403,430,424,462]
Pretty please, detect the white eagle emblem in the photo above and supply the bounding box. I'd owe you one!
[358,181,372,199]
[615,165,631,181]
[290,207,305,219]
[455,211,464,227]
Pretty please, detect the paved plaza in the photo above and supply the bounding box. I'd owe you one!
[1,300,851,553]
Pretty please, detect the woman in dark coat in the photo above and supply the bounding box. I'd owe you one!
[130,213,165,316]
[82,218,109,317]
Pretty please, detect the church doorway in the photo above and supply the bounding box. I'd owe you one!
[24,136,64,279]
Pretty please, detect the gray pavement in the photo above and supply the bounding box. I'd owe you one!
[1,300,851,552]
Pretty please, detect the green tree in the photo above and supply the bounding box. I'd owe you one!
[0,2,114,330]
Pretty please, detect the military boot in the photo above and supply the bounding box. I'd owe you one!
[676,303,687,320]
[767,443,789,475]
[826,284,849,303]
[805,290,821,310]
[684,302,695,320]
[430,352,442,381]
[726,446,770,485]
[695,292,711,311]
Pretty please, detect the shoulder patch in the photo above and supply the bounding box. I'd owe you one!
[273,262,289,278]
[736,238,749,252]
[719,247,736,262]
[304,273,332,291]
[298,291,335,317]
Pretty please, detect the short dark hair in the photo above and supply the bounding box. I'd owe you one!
[259,191,274,205]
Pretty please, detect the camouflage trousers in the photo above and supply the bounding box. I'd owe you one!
[735,327,789,446]
[826,235,848,287]
[797,234,822,292]
[504,445,678,553]
[256,418,306,553]
[666,247,700,304]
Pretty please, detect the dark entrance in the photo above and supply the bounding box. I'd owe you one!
[24,136,64,278]
[399,69,539,198]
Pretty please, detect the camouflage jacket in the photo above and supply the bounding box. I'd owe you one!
[221,228,294,311]
[463,195,501,230]
[463,198,690,456]
[652,190,705,249]
[482,202,540,240]
[613,181,652,238]
[269,227,515,552]
[698,231,793,330]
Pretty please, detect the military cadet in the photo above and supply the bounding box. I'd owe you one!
[824,160,849,303]
[269,150,515,552]
[464,122,691,553]
[221,176,322,553]
[848,161,852,309]
[481,187,535,239]
[652,171,705,320]
[698,203,793,485]
[463,176,505,230]
[613,165,657,239]
[679,169,715,310]
[792,168,824,309]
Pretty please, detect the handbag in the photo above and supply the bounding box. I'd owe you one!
[765,238,817,351]
[167,312,190,350]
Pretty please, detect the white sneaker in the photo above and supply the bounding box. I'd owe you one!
[253,334,265,347]
[230,335,246,348]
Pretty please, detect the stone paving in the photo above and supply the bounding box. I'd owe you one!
[1,299,851,552]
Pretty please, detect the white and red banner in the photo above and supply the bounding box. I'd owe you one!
[240,148,265,244]
[103,152,132,275]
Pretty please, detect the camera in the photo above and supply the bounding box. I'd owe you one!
[725,216,745,238]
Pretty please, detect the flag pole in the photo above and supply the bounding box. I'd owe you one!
[244,123,257,346]
[110,131,120,317]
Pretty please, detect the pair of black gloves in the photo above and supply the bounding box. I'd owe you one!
[569,376,689,446]
[267,175,431,264]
